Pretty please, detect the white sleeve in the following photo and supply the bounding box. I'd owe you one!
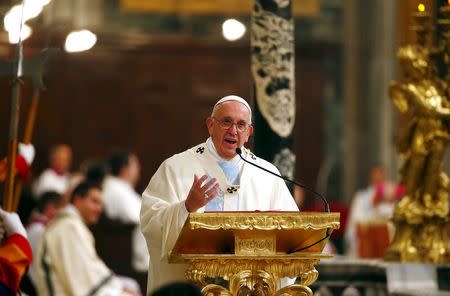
[140,160,190,260]
[275,179,299,211]
[105,189,141,224]
[123,194,141,224]
[26,223,45,254]
[18,143,35,165]
[344,191,365,256]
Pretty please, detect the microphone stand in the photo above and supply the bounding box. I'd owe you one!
[236,148,332,253]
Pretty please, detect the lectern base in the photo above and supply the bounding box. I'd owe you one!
[185,256,323,296]
[170,213,340,296]
[201,281,312,296]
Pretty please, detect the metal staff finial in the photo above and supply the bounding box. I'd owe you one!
[16,0,26,77]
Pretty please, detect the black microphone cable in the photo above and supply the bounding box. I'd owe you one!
[236,147,332,253]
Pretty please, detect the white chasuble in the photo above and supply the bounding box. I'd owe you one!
[140,142,298,293]
[34,206,124,296]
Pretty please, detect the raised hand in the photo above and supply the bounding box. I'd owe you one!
[185,174,220,212]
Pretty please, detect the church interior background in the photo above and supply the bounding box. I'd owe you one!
[0,0,449,295]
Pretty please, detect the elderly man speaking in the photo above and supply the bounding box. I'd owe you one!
[140,95,298,293]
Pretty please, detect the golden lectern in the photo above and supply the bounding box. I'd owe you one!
[169,212,340,296]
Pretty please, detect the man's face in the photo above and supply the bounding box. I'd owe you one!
[370,166,385,186]
[74,188,103,225]
[51,145,72,173]
[127,154,141,187]
[206,101,253,159]
[43,203,62,221]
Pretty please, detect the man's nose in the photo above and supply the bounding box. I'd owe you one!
[227,123,238,133]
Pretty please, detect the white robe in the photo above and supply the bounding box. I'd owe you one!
[33,205,125,296]
[345,188,373,257]
[345,185,396,257]
[26,221,46,286]
[102,176,150,272]
[32,168,70,198]
[140,142,298,293]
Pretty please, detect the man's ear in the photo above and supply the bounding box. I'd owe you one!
[71,195,80,207]
[245,125,254,143]
[119,166,128,179]
[206,117,214,135]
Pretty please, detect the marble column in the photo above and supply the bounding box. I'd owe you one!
[342,0,399,202]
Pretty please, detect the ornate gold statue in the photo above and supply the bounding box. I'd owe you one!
[386,8,450,263]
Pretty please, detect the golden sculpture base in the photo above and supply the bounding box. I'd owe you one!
[386,217,450,263]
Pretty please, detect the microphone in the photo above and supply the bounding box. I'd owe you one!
[236,147,332,253]
[235,148,330,213]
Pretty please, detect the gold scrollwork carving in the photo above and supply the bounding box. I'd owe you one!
[229,270,276,296]
[202,284,232,296]
[275,284,312,296]
[187,258,319,285]
[239,240,271,251]
[198,269,314,296]
[189,213,340,231]
[186,268,207,286]
[235,234,276,256]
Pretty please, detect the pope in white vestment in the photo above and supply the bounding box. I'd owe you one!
[140,95,299,293]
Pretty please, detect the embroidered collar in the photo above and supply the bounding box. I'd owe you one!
[206,137,242,164]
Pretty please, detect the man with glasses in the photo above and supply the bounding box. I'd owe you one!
[140,95,298,294]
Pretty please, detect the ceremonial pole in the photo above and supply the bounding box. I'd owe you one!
[3,1,26,212]
[251,0,296,189]
[12,46,56,211]
[12,90,40,211]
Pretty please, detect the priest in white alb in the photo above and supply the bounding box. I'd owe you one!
[140,95,299,293]
[33,182,141,296]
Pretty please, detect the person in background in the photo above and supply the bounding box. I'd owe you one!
[102,151,149,272]
[33,144,72,198]
[33,182,141,296]
[345,164,404,257]
[26,191,62,285]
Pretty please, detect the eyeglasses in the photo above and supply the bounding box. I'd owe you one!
[212,117,251,132]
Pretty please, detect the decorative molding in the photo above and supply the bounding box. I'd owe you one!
[188,212,340,231]
[186,258,319,284]
[120,0,320,16]
[235,234,276,255]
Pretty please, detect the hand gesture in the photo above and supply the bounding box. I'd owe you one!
[185,174,220,212]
